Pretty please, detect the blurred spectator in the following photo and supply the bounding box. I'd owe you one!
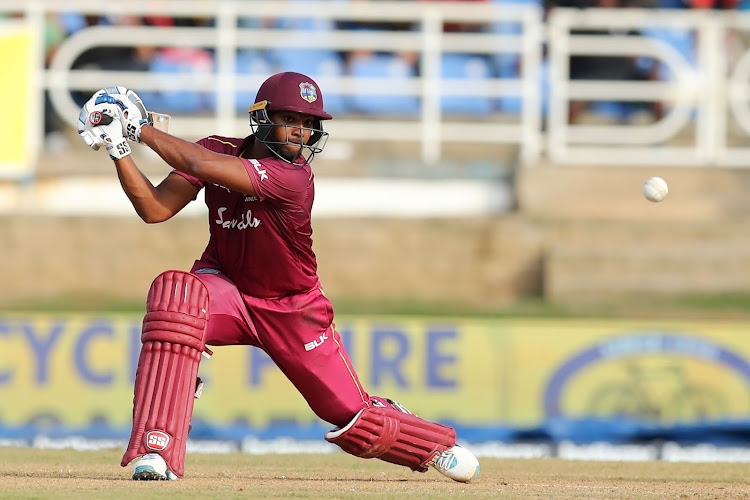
[238,1,348,113]
[689,0,737,7]
[346,49,420,115]
[143,15,216,114]
[336,0,415,32]
[420,0,497,115]
[70,15,150,73]
[265,0,343,75]
[335,0,419,114]
[441,53,494,115]
[489,0,545,115]
[148,46,215,114]
[546,0,660,123]
[419,0,490,33]
[70,15,154,108]
[43,13,69,150]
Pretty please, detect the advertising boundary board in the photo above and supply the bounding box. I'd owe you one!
[2,314,750,447]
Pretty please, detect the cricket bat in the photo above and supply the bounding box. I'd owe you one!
[150,112,171,133]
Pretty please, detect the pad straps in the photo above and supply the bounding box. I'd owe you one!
[325,401,457,472]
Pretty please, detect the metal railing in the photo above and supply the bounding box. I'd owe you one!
[547,7,723,166]
[2,0,750,176]
[6,0,542,171]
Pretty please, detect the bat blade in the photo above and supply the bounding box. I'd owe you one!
[150,112,171,133]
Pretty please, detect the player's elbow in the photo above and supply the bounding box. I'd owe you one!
[138,213,161,224]
[141,215,166,224]
[137,208,173,224]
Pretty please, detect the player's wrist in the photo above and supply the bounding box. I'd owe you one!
[107,136,132,160]
[125,118,148,143]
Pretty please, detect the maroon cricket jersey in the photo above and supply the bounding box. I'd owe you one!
[173,135,318,299]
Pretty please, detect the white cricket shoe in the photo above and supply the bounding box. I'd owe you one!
[132,453,178,481]
[428,444,480,483]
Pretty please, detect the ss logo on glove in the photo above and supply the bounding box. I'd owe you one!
[117,142,131,156]
[126,122,139,142]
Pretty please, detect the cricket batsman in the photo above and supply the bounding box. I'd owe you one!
[77,72,480,483]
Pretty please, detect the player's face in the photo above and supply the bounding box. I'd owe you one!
[268,111,316,162]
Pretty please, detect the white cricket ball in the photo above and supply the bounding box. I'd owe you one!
[643,176,669,202]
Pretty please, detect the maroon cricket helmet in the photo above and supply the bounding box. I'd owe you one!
[248,72,331,165]
[254,72,332,120]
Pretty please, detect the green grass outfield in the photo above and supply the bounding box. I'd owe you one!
[8,292,750,319]
[1,448,748,499]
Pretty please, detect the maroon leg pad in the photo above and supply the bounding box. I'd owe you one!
[325,405,457,472]
[121,270,209,478]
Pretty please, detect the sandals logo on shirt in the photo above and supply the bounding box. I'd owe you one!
[299,82,318,103]
[215,207,261,230]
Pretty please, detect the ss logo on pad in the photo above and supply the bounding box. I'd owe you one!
[145,430,171,451]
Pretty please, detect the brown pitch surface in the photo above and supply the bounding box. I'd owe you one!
[1,447,748,499]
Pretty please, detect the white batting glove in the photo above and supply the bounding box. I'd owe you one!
[77,102,131,160]
[82,86,151,143]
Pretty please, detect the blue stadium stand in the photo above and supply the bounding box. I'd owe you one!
[235,50,273,113]
[264,5,348,115]
[585,27,694,121]
[58,12,88,34]
[441,53,493,116]
[641,26,695,81]
[347,53,420,115]
[265,48,348,115]
[147,48,216,114]
[489,0,541,114]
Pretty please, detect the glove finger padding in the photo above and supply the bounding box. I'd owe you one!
[94,86,151,143]
[78,102,131,160]
[78,94,106,151]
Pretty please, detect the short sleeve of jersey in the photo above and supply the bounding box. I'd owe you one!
[242,157,312,205]
[171,170,203,189]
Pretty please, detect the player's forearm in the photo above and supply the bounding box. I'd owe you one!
[113,156,173,223]
[139,125,212,178]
